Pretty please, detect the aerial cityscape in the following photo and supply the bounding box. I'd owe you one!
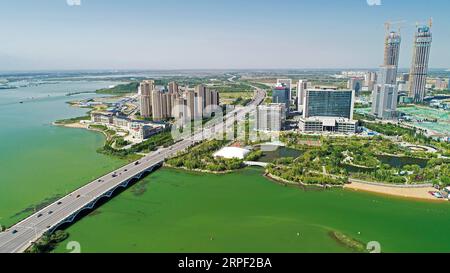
[1,0,450,260]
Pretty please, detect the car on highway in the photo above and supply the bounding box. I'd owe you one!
[57,201,62,205]
[12,230,18,234]
[134,161,140,166]
[48,211,53,215]
[37,213,43,218]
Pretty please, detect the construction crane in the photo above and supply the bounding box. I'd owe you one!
[415,17,433,28]
[385,20,406,34]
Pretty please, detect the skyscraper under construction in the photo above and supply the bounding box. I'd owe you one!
[371,26,401,120]
[408,22,433,103]
[382,31,401,85]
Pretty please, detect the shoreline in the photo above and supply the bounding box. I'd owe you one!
[54,122,110,140]
[344,181,444,202]
[54,122,446,204]
[264,172,343,189]
[164,164,235,175]
[53,122,87,129]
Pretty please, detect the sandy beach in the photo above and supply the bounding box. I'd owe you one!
[56,122,88,129]
[344,181,443,202]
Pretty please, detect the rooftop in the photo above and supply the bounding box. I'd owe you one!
[213,147,250,160]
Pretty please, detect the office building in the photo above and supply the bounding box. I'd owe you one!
[409,23,433,102]
[91,111,164,141]
[272,83,290,113]
[371,84,398,119]
[303,89,354,120]
[299,117,357,134]
[129,122,164,141]
[297,80,308,112]
[256,103,286,132]
[277,79,292,100]
[299,89,356,133]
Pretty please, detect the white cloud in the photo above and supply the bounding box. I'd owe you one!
[66,0,81,6]
[367,0,382,6]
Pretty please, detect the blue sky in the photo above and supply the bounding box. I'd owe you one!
[0,0,449,70]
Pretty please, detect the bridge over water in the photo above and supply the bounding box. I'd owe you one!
[0,89,265,253]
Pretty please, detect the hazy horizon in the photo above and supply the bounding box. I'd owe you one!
[1,0,449,71]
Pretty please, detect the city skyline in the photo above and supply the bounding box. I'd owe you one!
[0,0,449,71]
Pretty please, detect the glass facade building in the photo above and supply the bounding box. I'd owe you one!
[272,85,290,112]
[303,89,354,119]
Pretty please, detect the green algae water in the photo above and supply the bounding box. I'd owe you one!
[53,167,450,253]
[0,80,125,227]
[3,79,450,253]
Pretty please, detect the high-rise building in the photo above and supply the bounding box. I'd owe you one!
[272,83,290,113]
[168,81,179,94]
[139,80,155,118]
[371,84,398,119]
[435,78,449,90]
[205,88,212,108]
[151,90,163,121]
[383,31,401,85]
[347,78,364,95]
[297,80,308,112]
[211,90,220,107]
[371,29,401,120]
[303,89,354,120]
[365,72,378,87]
[148,83,221,122]
[409,23,433,103]
[299,89,356,134]
[185,90,196,120]
[277,79,292,100]
[194,84,206,118]
[172,95,187,122]
[256,103,286,132]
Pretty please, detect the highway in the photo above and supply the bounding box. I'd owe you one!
[0,88,266,253]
